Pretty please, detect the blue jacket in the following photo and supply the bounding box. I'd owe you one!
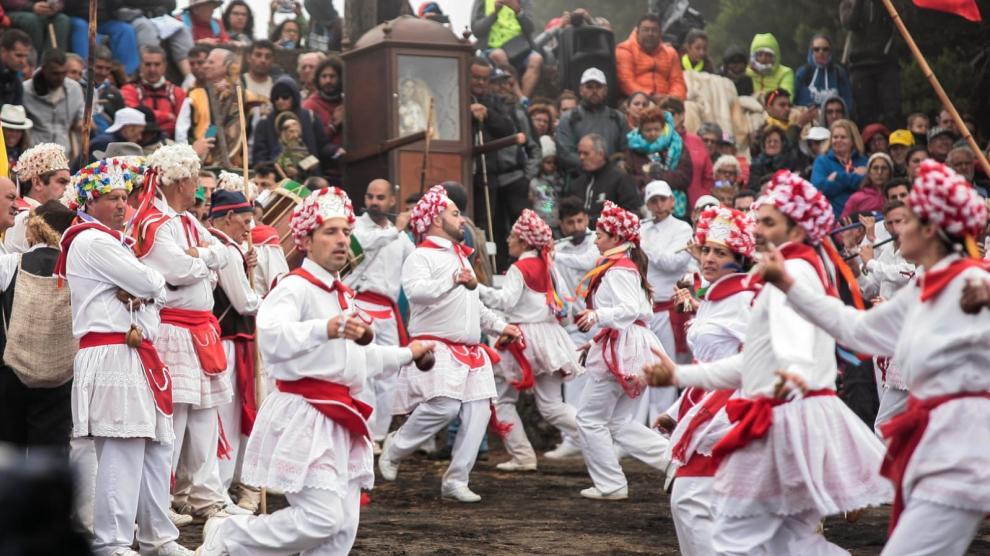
[793,46,854,113]
[811,149,867,217]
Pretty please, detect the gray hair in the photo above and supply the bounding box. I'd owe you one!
[581,133,607,156]
[698,122,723,138]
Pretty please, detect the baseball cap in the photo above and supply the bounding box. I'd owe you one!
[928,126,957,142]
[888,129,915,148]
[645,180,673,201]
[694,195,720,211]
[580,68,607,86]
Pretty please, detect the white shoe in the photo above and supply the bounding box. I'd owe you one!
[168,508,194,527]
[495,458,537,472]
[441,485,482,503]
[580,485,628,500]
[544,438,582,459]
[152,541,195,556]
[233,485,261,513]
[378,431,399,481]
[111,550,140,556]
[223,503,252,516]
[195,515,229,556]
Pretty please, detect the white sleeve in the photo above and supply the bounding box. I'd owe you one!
[256,278,330,363]
[766,262,824,382]
[865,258,915,291]
[676,353,745,390]
[77,234,166,300]
[2,213,28,254]
[642,225,693,273]
[254,245,289,295]
[478,265,525,312]
[175,98,192,144]
[216,245,261,315]
[0,253,20,290]
[555,246,599,271]
[364,344,414,380]
[480,301,509,337]
[401,251,449,305]
[142,223,214,286]
[594,269,644,328]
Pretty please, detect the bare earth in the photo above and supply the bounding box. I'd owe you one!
[178,452,990,555]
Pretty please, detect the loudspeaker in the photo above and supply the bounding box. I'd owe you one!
[557,26,618,107]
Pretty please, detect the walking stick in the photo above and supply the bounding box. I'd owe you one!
[475,129,498,274]
[235,85,267,514]
[79,0,98,160]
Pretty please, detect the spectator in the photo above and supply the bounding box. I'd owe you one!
[926,126,956,163]
[88,107,145,161]
[697,122,722,164]
[811,118,868,216]
[222,0,254,46]
[66,0,139,76]
[661,96,713,212]
[625,106,692,194]
[252,75,329,170]
[270,19,301,49]
[883,178,910,203]
[906,112,929,145]
[530,135,563,228]
[904,145,928,182]
[22,49,83,153]
[527,103,555,138]
[680,28,712,73]
[3,0,69,56]
[0,30,30,106]
[470,0,543,99]
[302,56,344,180]
[745,33,794,96]
[121,1,196,88]
[468,57,514,234]
[305,0,340,52]
[798,125,831,177]
[887,128,914,175]
[555,68,628,174]
[935,108,957,137]
[187,43,212,87]
[947,146,987,193]
[820,94,849,128]
[615,14,686,100]
[133,105,168,154]
[572,133,640,223]
[89,46,125,135]
[747,125,800,190]
[182,0,228,44]
[296,51,325,99]
[556,90,578,117]
[121,46,186,139]
[861,123,889,155]
[763,88,820,148]
[622,91,652,129]
[182,48,256,167]
[793,35,853,111]
[1,104,32,166]
[241,40,276,100]
[63,52,82,82]
[841,152,892,219]
[273,113,318,180]
[840,0,901,129]
[719,44,753,97]
[733,189,756,212]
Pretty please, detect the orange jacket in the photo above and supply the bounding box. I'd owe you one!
[615,29,686,100]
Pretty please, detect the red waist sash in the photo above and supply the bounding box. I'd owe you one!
[80,332,173,416]
[230,337,257,435]
[354,290,409,346]
[711,389,837,460]
[276,378,373,440]
[653,299,690,355]
[879,391,990,535]
[497,329,533,391]
[671,389,734,468]
[411,335,501,369]
[592,320,647,399]
[160,308,227,375]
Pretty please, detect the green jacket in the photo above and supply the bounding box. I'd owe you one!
[745,33,795,96]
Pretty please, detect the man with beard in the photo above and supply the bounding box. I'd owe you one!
[555,68,629,175]
[343,179,415,448]
[303,56,343,155]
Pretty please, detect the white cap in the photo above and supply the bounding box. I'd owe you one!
[644,180,673,201]
[806,126,831,142]
[106,108,147,133]
[580,67,607,85]
[694,194,720,211]
[539,135,556,159]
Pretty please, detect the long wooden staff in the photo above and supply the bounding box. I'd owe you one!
[79,0,98,160]
[236,85,267,514]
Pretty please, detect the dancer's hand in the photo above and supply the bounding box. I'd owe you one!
[244,248,258,270]
[499,324,522,344]
[960,278,990,314]
[773,370,808,399]
[643,346,676,387]
[575,310,597,332]
[326,315,368,341]
[653,413,676,434]
[758,244,793,291]
[408,340,435,360]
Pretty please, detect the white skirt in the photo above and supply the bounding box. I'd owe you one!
[494,321,585,383]
[391,342,496,415]
[666,391,738,466]
[713,394,892,518]
[72,345,173,443]
[585,323,664,393]
[240,391,375,495]
[155,323,232,409]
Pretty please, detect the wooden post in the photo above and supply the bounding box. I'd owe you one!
[880,0,990,178]
[79,0,98,160]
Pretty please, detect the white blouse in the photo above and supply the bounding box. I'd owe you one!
[478,251,558,325]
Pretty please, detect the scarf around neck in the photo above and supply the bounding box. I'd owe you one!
[626,111,683,171]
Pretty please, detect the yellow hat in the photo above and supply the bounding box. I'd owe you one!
[889,129,915,148]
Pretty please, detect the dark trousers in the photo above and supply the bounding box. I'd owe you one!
[0,364,72,458]
[850,63,902,131]
[490,177,531,271]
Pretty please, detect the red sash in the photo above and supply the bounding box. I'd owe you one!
[411,335,500,369]
[231,337,257,435]
[592,321,647,399]
[676,386,709,421]
[287,267,354,310]
[80,332,173,416]
[498,331,534,391]
[276,378,373,440]
[918,258,988,303]
[710,389,837,460]
[879,391,990,535]
[159,308,227,375]
[652,299,690,355]
[671,389,734,468]
[354,290,409,346]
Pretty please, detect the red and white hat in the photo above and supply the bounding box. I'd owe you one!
[596,201,640,245]
[694,206,755,258]
[410,185,453,239]
[289,187,355,250]
[511,209,552,249]
[754,170,835,245]
[910,159,987,239]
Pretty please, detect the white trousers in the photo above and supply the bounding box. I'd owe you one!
[386,396,490,491]
[881,499,984,556]
[874,387,909,435]
[70,436,98,535]
[671,476,716,556]
[219,482,361,556]
[495,373,579,464]
[712,510,848,556]
[576,377,669,494]
[368,373,398,441]
[92,437,179,556]
[172,402,225,513]
[563,371,589,407]
[639,310,680,425]
[217,342,247,497]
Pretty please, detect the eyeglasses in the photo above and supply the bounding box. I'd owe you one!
[813,47,831,53]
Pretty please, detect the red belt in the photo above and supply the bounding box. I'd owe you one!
[227,336,257,435]
[711,389,836,460]
[498,327,533,391]
[411,335,501,369]
[160,308,227,375]
[671,389,734,466]
[354,290,409,346]
[677,454,720,477]
[879,391,990,535]
[276,378,373,440]
[592,320,647,399]
[653,300,690,355]
[80,332,173,416]
[677,386,708,421]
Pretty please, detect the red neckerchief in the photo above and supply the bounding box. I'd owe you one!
[251,224,281,246]
[582,256,638,310]
[705,273,759,302]
[750,242,836,297]
[286,267,354,310]
[55,221,129,283]
[418,238,474,271]
[918,257,989,303]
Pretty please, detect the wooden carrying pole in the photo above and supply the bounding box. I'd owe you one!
[880,0,990,178]
[79,0,98,159]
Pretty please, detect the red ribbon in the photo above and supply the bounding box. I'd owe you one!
[354,290,409,346]
[80,332,173,416]
[500,333,534,391]
[671,389,734,465]
[711,389,836,460]
[411,335,501,369]
[288,267,354,310]
[159,308,227,375]
[592,321,647,398]
[276,378,374,440]
[231,337,257,435]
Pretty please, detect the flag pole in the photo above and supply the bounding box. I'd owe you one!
[879,0,990,178]
[80,0,98,161]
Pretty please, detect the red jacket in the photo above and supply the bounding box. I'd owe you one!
[121,80,186,138]
[615,29,686,100]
[683,133,714,207]
[302,93,342,148]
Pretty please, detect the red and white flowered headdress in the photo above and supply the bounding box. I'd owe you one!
[289,187,355,250]
[511,209,553,249]
[694,206,755,258]
[17,143,69,181]
[596,201,640,245]
[409,185,453,240]
[754,170,835,245]
[910,159,987,241]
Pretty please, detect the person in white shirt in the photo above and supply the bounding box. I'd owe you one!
[479,209,584,471]
[639,180,695,423]
[379,185,521,503]
[57,160,193,556]
[131,144,234,521]
[197,187,434,555]
[344,179,415,445]
[758,160,990,556]
[645,171,890,555]
[4,143,71,254]
[572,201,670,500]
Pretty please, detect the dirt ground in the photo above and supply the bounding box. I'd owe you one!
[178,450,990,555]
